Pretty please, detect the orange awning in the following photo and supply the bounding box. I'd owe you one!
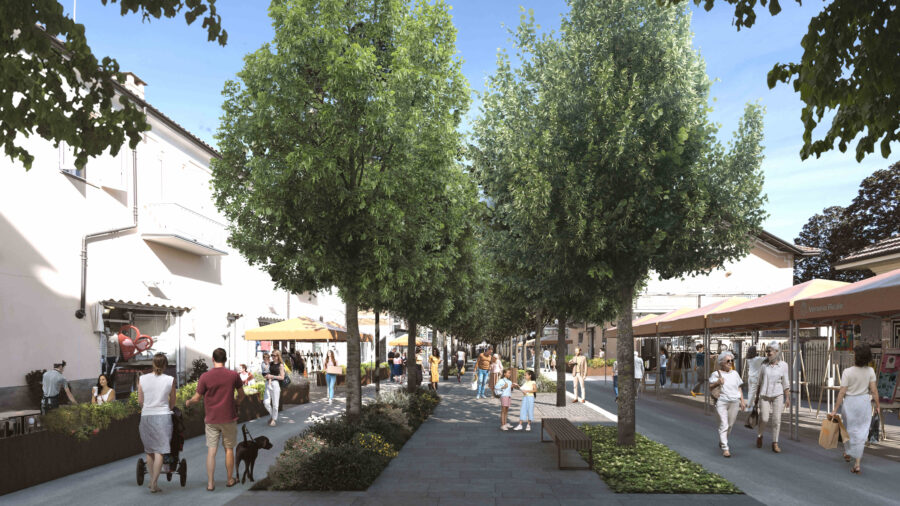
[794,268,900,321]
[632,308,694,337]
[656,298,749,336]
[604,314,659,339]
[388,335,431,347]
[707,279,848,331]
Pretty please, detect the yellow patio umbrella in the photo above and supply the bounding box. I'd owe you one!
[245,316,348,342]
[388,334,431,347]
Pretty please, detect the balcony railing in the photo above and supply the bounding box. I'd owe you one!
[142,203,228,256]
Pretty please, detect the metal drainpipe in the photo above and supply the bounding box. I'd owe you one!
[75,143,140,319]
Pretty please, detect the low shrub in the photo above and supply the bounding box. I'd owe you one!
[187,358,208,383]
[305,416,358,446]
[359,410,411,448]
[578,425,741,494]
[352,432,398,458]
[42,399,136,440]
[588,358,606,368]
[300,445,390,490]
[268,433,326,490]
[406,388,440,428]
[25,369,47,407]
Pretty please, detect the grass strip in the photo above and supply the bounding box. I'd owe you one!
[578,425,742,494]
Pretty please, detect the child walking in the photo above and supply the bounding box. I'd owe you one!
[494,368,516,430]
[514,370,537,432]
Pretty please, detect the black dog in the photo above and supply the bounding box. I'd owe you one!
[235,424,273,483]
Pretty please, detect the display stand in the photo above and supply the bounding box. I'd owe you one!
[815,323,843,418]
[790,346,813,414]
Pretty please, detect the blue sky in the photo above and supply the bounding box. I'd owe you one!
[64,0,896,242]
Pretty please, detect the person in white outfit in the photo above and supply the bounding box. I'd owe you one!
[743,345,765,427]
[633,351,645,398]
[264,350,285,426]
[138,353,176,493]
[830,342,881,474]
[710,351,745,458]
[756,341,790,453]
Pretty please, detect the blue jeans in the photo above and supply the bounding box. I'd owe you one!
[613,375,619,397]
[660,367,667,386]
[326,373,336,399]
[477,369,490,397]
[519,395,535,422]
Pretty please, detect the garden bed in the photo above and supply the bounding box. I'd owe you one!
[577,425,741,494]
[256,387,440,491]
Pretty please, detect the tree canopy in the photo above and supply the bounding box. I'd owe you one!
[795,162,900,283]
[664,0,900,162]
[1,0,226,170]
[211,0,469,413]
[474,0,767,445]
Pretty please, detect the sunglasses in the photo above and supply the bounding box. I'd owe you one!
[766,349,776,353]
[724,360,733,364]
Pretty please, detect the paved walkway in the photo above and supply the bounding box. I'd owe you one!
[0,381,387,506]
[566,373,900,506]
[233,368,762,505]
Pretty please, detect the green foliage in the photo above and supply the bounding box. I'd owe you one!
[578,425,741,494]
[305,417,358,447]
[664,0,899,161]
[268,433,327,490]
[42,398,136,441]
[187,358,208,383]
[297,445,390,490]
[352,432,398,458]
[1,1,226,170]
[588,358,606,368]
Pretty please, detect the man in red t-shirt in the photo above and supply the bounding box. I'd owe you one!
[186,347,245,490]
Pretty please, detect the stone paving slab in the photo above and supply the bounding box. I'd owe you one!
[230,367,762,505]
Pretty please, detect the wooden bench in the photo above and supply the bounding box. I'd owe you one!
[540,418,593,470]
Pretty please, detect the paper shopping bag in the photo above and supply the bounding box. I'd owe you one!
[818,414,842,449]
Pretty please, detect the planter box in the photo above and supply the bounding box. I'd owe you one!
[0,394,268,496]
[280,380,310,405]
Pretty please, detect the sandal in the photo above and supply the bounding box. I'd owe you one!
[723,450,731,458]
[850,465,861,474]
[843,454,852,462]
[206,486,215,492]
[226,478,238,488]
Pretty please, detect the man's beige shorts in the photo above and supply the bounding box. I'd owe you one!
[205,422,237,449]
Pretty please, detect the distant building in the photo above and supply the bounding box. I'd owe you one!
[835,235,900,275]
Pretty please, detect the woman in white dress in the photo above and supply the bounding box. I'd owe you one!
[709,351,745,458]
[830,343,881,474]
[91,373,115,405]
[756,341,790,453]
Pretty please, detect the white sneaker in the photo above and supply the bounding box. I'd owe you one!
[505,423,514,428]
[526,425,531,432]
[513,425,523,431]
[500,425,509,431]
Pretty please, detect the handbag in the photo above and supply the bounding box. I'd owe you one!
[280,372,291,388]
[326,365,342,375]
[709,371,722,401]
[868,410,881,443]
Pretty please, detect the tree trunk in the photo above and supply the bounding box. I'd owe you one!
[442,332,450,380]
[375,309,380,396]
[345,299,363,420]
[407,319,417,393]
[556,315,567,406]
[616,283,636,446]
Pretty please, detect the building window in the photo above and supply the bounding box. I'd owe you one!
[578,332,583,344]
[59,142,84,179]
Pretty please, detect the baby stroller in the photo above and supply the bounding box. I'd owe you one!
[136,407,187,487]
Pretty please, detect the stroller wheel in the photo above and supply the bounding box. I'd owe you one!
[166,472,173,481]
[178,459,187,487]
[136,459,146,486]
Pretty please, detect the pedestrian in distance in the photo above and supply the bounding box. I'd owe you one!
[690,343,706,397]
[513,370,537,431]
[324,350,339,404]
[612,359,619,400]
[476,347,492,399]
[264,350,285,426]
[92,373,114,405]
[743,346,765,427]
[238,364,252,386]
[456,348,466,383]
[489,353,503,394]
[634,351,645,399]
[40,359,77,414]
[569,347,588,403]
[710,351,745,458]
[138,353,176,493]
[494,368,516,430]
[388,348,396,381]
[392,351,403,383]
[550,350,557,372]
[756,341,790,453]
[659,348,668,388]
[185,348,245,491]
[830,343,881,474]
[429,348,441,392]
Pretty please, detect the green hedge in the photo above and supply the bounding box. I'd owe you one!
[266,387,440,491]
[578,425,741,494]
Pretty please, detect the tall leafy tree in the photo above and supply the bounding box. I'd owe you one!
[211,0,468,417]
[795,162,900,282]
[476,0,767,444]
[2,0,226,170]
[663,0,900,162]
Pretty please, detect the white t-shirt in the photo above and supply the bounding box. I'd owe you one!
[842,366,876,396]
[659,355,668,368]
[140,373,174,416]
[457,351,465,361]
[710,369,743,402]
[747,356,765,384]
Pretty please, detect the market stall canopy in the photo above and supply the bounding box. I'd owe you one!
[632,308,693,337]
[656,297,749,336]
[794,268,900,322]
[521,337,573,347]
[388,335,431,347]
[325,320,374,342]
[707,279,848,331]
[604,314,660,339]
[244,316,347,342]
